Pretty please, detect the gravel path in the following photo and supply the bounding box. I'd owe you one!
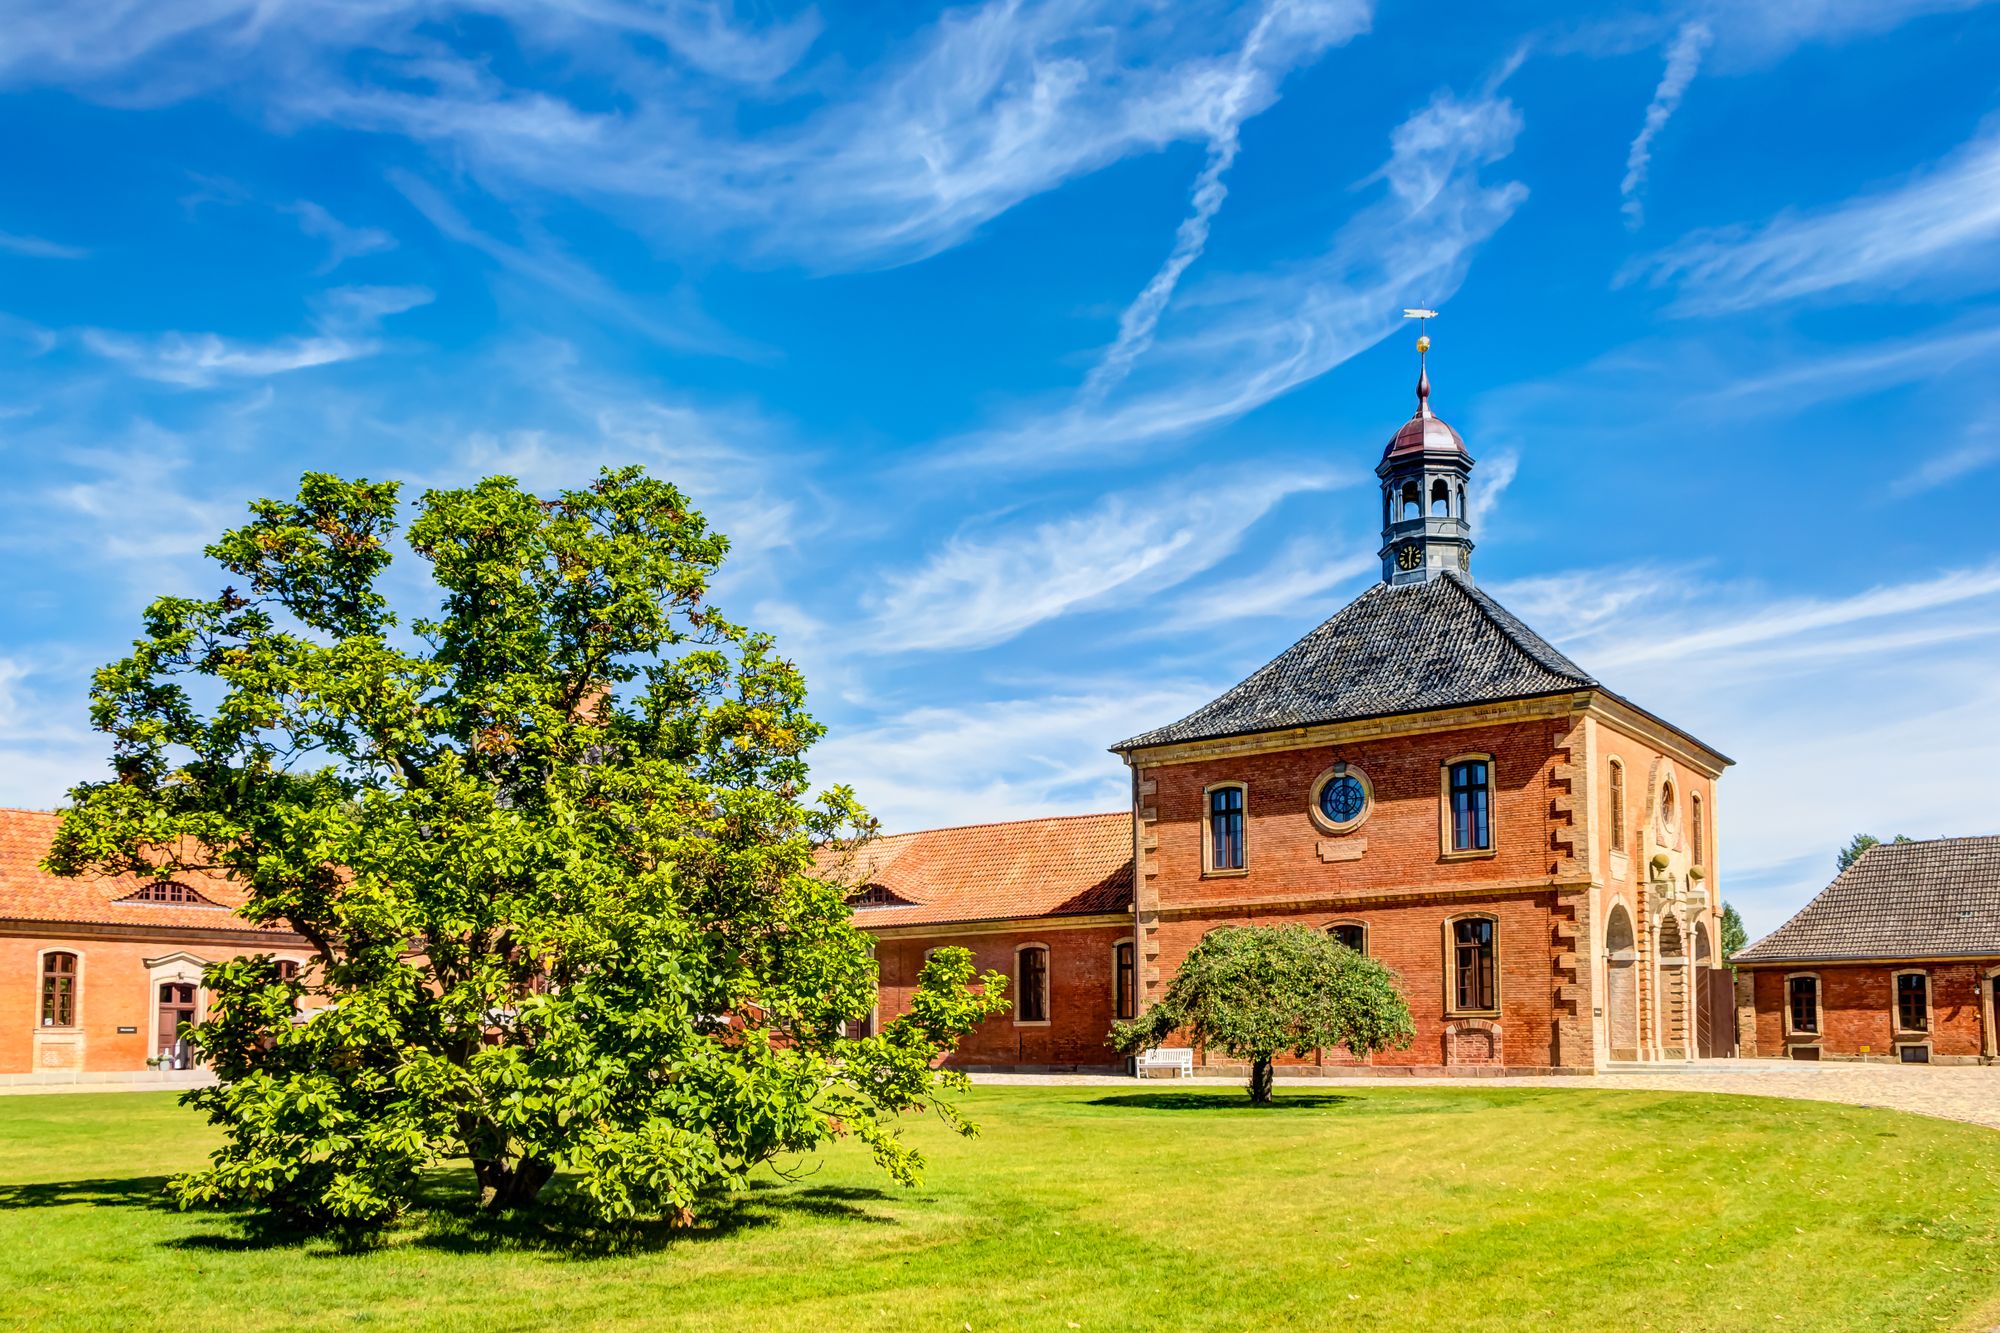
[973,1060,2000,1131]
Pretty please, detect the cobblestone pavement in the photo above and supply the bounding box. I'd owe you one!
[972,1060,2000,1131]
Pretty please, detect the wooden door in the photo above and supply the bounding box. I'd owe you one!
[158,982,197,1067]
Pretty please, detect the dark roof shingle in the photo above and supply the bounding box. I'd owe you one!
[1113,572,1597,751]
[1734,835,2000,964]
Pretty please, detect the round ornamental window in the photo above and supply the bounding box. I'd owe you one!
[1320,775,1366,825]
[1309,764,1372,833]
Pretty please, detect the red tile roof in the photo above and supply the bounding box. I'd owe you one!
[818,811,1134,930]
[0,807,275,935]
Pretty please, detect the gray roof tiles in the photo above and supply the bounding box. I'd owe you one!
[1734,835,2000,964]
[1112,572,1598,752]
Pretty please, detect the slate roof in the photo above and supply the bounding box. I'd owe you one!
[1114,571,1599,751]
[0,807,279,935]
[1734,836,2000,964]
[817,812,1132,930]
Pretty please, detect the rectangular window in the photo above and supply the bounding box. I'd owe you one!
[1331,923,1366,955]
[1448,760,1492,852]
[1208,786,1245,871]
[1896,973,1928,1032]
[40,952,76,1027]
[1788,975,1818,1034]
[1452,918,1495,1011]
[1017,947,1049,1023]
[1113,942,1135,1020]
[1609,762,1625,852]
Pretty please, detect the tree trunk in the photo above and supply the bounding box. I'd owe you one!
[473,1154,555,1212]
[1249,1056,1274,1105]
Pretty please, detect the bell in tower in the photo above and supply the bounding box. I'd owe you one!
[1376,321,1475,586]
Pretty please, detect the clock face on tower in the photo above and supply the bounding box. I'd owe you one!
[1396,543,1422,572]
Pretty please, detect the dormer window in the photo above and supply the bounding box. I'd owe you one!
[847,884,911,910]
[119,881,216,906]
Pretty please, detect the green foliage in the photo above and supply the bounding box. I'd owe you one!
[1837,832,1913,873]
[1719,902,1748,959]
[45,467,1007,1232]
[1109,925,1413,1102]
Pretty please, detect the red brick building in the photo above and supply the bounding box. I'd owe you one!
[1735,836,2000,1064]
[6,355,1744,1080]
[851,360,1737,1074]
[0,808,313,1083]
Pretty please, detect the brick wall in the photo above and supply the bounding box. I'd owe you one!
[1746,962,1994,1063]
[1,930,315,1075]
[1145,718,1563,908]
[1152,892,1566,1070]
[1135,716,1587,1071]
[871,923,1129,1071]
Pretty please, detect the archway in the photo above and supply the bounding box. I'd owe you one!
[1605,902,1638,1061]
[1657,914,1689,1060]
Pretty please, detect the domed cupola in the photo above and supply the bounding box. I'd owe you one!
[1376,327,1476,586]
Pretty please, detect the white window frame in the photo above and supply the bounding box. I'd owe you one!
[1439,753,1498,859]
[1201,780,1249,877]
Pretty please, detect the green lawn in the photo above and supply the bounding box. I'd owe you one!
[4,1084,2000,1332]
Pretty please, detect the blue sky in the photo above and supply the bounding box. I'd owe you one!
[4,0,2000,938]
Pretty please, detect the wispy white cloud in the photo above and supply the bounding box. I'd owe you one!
[1628,119,2000,313]
[1619,19,1708,228]
[0,229,86,258]
[388,170,760,358]
[1081,0,1369,401]
[77,284,431,386]
[0,0,1368,271]
[1506,558,2000,935]
[1892,427,2000,495]
[952,87,1527,467]
[812,683,1216,831]
[1582,563,2000,672]
[868,470,1341,652]
[286,199,394,272]
[1688,0,1992,69]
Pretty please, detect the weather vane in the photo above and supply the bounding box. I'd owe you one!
[1403,306,1438,360]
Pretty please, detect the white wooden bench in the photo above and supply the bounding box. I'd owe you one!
[1135,1046,1195,1079]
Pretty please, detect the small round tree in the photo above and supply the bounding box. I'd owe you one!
[1111,925,1413,1104]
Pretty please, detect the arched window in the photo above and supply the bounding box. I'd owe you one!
[1604,902,1635,957]
[1448,917,1496,1013]
[1113,940,1135,1019]
[1329,922,1366,955]
[1015,945,1050,1024]
[1608,759,1626,853]
[1206,783,1246,872]
[1381,486,1392,529]
[1431,478,1450,516]
[1691,795,1705,865]
[40,951,77,1027]
[1400,480,1420,520]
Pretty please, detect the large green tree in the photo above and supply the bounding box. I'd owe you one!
[1110,925,1414,1104]
[1719,902,1748,960]
[45,468,1006,1231]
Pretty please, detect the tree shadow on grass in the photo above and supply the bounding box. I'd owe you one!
[0,1167,906,1260]
[0,1175,175,1211]
[1086,1091,1361,1112]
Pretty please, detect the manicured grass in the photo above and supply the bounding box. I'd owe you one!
[4,1084,2000,1331]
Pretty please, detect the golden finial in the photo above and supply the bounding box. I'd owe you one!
[1403,307,1437,412]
